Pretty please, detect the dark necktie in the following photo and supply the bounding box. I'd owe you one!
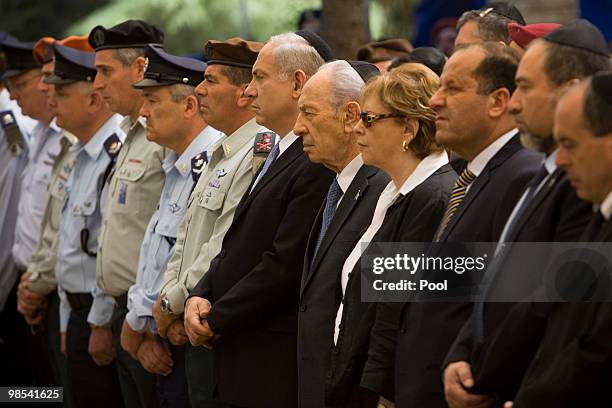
[582,210,606,241]
[312,179,343,263]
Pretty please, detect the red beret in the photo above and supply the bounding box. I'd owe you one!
[508,22,562,49]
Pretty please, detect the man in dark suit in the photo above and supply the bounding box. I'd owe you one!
[292,60,389,408]
[507,71,612,407]
[394,42,541,407]
[183,32,334,408]
[442,20,610,407]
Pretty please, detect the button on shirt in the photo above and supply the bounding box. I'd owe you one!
[126,126,223,331]
[96,116,167,299]
[161,118,269,314]
[333,150,449,344]
[12,119,63,270]
[56,114,125,332]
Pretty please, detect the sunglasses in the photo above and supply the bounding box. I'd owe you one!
[359,111,405,128]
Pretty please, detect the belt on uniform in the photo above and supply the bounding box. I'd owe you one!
[66,292,93,310]
[114,294,128,309]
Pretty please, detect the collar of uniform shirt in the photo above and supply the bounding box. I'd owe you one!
[277,130,299,157]
[163,125,223,177]
[220,118,263,159]
[467,128,518,177]
[598,189,612,221]
[336,154,364,201]
[70,113,125,160]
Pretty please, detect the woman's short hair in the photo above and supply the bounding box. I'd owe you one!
[361,62,443,158]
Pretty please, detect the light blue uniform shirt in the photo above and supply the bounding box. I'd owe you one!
[56,114,125,332]
[126,125,223,331]
[11,119,62,269]
[0,88,37,311]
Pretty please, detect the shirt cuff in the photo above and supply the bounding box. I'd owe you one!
[58,290,71,333]
[27,270,56,295]
[125,308,148,332]
[163,283,189,315]
[87,288,116,327]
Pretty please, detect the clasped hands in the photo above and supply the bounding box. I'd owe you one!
[184,296,219,349]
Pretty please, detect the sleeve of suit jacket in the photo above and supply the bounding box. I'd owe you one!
[192,162,331,335]
[361,183,450,397]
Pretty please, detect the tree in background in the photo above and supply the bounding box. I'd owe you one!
[320,0,370,59]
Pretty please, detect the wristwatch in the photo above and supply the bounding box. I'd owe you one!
[160,296,173,315]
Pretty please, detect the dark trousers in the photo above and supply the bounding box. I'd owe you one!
[0,274,33,386]
[46,291,74,407]
[157,342,189,408]
[112,305,159,408]
[185,344,227,408]
[66,301,124,408]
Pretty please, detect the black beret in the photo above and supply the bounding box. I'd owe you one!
[483,2,526,25]
[591,71,612,105]
[205,38,263,69]
[543,19,609,58]
[44,43,96,85]
[133,45,206,88]
[0,35,38,80]
[88,19,164,51]
[295,30,335,62]
[346,60,380,82]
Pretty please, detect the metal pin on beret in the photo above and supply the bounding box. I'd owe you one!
[295,30,335,62]
[133,45,207,88]
[543,19,609,57]
[591,71,612,105]
[346,60,380,82]
[44,43,96,85]
[205,37,263,69]
[508,22,561,49]
[88,19,164,51]
[0,35,38,80]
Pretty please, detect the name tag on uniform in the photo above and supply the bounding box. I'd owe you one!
[118,182,128,204]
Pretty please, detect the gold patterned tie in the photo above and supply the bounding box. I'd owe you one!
[435,168,477,240]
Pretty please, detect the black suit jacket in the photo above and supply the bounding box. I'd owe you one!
[443,167,592,402]
[509,219,612,408]
[327,163,456,407]
[395,134,541,408]
[190,138,334,408]
[297,164,390,408]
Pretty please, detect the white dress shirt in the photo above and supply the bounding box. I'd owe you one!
[466,128,518,194]
[333,150,449,344]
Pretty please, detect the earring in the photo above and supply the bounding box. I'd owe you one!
[402,140,410,152]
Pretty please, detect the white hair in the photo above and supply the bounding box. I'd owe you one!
[317,60,364,111]
[268,32,325,80]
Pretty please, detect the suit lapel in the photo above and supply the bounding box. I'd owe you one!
[300,165,377,296]
[506,168,563,242]
[233,138,303,222]
[440,135,523,241]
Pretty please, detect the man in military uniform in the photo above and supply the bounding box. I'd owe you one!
[119,45,222,407]
[153,37,268,407]
[0,34,62,386]
[44,42,125,406]
[89,20,167,407]
[184,32,334,407]
[15,35,92,404]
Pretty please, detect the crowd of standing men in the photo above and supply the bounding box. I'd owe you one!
[0,2,611,407]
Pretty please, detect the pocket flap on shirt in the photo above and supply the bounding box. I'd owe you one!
[197,186,226,211]
[117,161,146,182]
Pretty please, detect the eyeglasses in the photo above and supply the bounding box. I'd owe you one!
[359,111,405,128]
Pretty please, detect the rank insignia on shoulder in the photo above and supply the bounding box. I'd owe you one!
[253,131,276,156]
[103,133,123,158]
[191,151,208,182]
[0,110,16,129]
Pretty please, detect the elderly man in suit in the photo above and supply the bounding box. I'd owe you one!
[293,60,389,408]
[443,20,610,408]
[394,42,541,407]
[183,32,334,407]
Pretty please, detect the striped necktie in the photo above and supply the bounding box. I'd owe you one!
[435,168,477,240]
